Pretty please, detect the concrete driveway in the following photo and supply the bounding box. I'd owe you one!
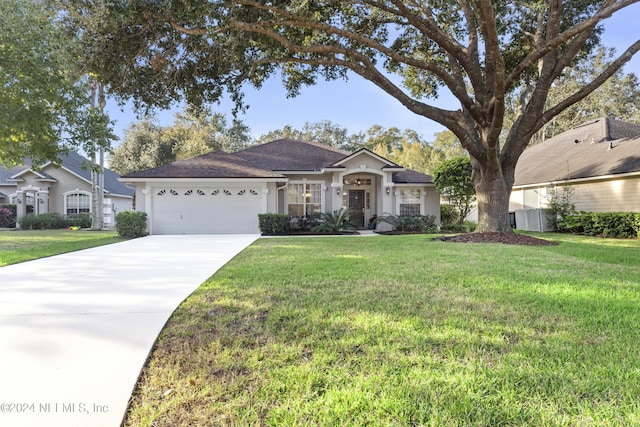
[0,234,259,427]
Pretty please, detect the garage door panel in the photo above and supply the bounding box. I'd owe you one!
[151,186,263,234]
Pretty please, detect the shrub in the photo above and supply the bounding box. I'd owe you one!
[311,209,359,234]
[545,183,575,230]
[66,213,92,228]
[115,211,147,238]
[440,204,458,229]
[289,215,321,231]
[18,213,68,230]
[0,204,16,228]
[376,214,437,233]
[445,220,478,233]
[560,211,639,238]
[258,213,291,235]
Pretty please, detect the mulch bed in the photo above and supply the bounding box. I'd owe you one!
[433,232,558,246]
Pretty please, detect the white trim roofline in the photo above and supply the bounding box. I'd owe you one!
[9,168,54,181]
[513,170,640,189]
[330,148,404,169]
[118,177,287,184]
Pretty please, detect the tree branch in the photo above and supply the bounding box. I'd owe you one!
[505,0,635,89]
[540,39,640,127]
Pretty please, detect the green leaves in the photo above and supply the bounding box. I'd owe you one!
[433,156,475,224]
[0,0,114,166]
[108,107,251,175]
[312,208,360,233]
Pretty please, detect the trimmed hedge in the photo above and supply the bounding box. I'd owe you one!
[376,214,438,233]
[560,212,640,238]
[258,213,291,235]
[115,211,148,238]
[18,213,69,230]
[67,213,92,228]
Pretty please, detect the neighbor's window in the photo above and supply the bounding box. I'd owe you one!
[65,192,91,215]
[399,189,421,215]
[288,183,322,217]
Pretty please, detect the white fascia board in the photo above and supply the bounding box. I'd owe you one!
[513,170,640,190]
[393,183,435,187]
[118,177,287,184]
[332,149,400,167]
[274,170,325,175]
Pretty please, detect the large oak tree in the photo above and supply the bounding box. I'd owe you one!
[60,0,640,232]
[0,0,113,167]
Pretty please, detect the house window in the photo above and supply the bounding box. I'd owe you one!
[288,183,322,217]
[399,189,421,215]
[65,192,91,215]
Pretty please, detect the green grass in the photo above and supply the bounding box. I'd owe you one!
[125,233,640,426]
[0,229,122,266]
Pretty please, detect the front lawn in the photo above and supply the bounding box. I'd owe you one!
[125,233,640,426]
[0,229,121,266]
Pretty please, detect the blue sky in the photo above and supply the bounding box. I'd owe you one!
[105,5,640,145]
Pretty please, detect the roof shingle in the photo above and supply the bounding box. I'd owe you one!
[514,118,640,186]
[121,138,434,184]
[122,150,286,179]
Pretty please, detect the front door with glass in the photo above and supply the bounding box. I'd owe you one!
[348,189,365,228]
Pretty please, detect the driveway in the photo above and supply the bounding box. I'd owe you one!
[0,234,259,427]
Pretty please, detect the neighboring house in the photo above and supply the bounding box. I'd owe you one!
[509,117,640,230]
[121,139,439,234]
[0,152,134,227]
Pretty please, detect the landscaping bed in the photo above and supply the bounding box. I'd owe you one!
[436,231,558,246]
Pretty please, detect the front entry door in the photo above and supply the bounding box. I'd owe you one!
[348,190,365,228]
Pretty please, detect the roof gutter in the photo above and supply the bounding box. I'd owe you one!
[513,170,640,189]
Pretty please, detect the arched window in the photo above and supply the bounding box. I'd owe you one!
[64,191,91,215]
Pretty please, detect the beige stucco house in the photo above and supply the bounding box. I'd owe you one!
[121,139,439,234]
[0,152,134,227]
[509,118,640,230]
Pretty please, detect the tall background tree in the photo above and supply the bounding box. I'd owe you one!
[0,0,113,167]
[255,121,454,175]
[109,108,251,175]
[505,47,640,145]
[60,0,640,232]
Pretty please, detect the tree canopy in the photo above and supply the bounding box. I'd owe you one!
[255,121,456,175]
[109,108,251,175]
[433,157,476,225]
[0,0,113,167]
[524,48,640,144]
[60,0,640,232]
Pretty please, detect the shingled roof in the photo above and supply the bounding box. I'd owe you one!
[513,118,640,186]
[235,138,351,171]
[123,139,434,183]
[0,152,133,196]
[122,150,285,179]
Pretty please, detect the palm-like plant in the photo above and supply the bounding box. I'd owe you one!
[311,208,360,234]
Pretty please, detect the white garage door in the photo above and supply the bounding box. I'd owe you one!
[151,186,263,234]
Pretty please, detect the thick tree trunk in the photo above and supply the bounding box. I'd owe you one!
[473,161,514,233]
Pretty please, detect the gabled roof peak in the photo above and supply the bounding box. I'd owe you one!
[329,148,403,169]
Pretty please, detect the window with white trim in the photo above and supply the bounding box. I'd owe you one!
[65,191,91,215]
[399,189,421,215]
[288,183,322,217]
